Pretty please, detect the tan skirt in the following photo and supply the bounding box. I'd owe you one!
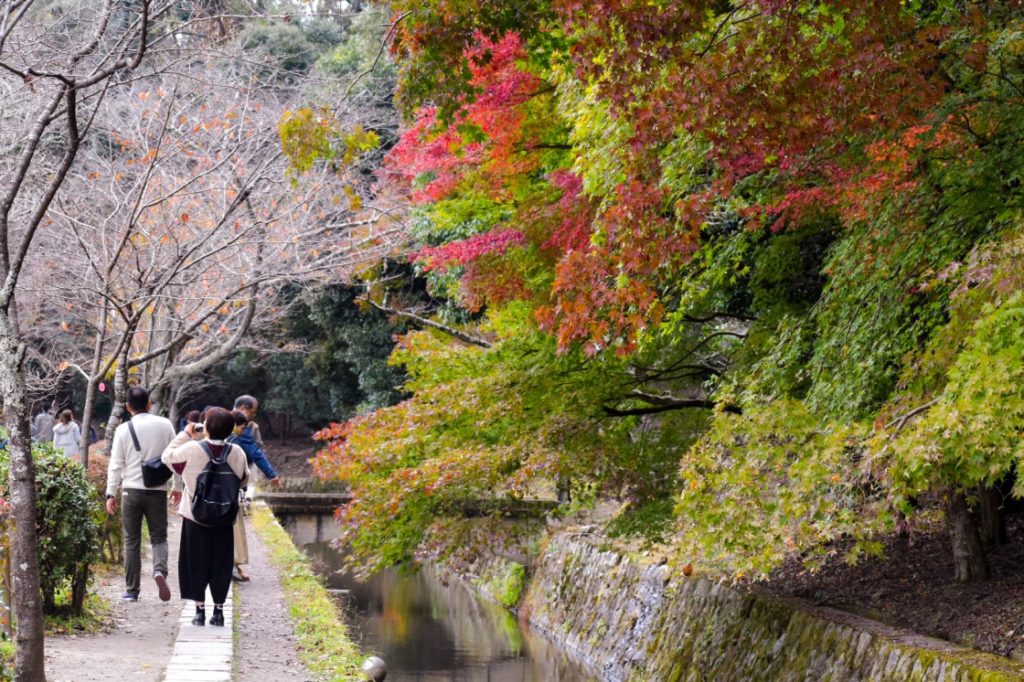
[233,508,248,566]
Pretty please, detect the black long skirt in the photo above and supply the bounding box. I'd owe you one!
[178,517,234,604]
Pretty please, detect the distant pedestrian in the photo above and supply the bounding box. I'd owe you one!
[162,406,248,626]
[32,403,55,443]
[52,409,81,457]
[105,387,177,602]
[179,410,201,434]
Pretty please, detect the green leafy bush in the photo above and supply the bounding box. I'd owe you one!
[0,444,101,614]
[889,292,1024,502]
[240,24,317,81]
[83,452,122,564]
[675,401,884,578]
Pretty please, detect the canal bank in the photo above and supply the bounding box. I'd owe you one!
[518,532,1024,681]
[276,509,592,681]
[266,494,1024,681]
[249,503,362,680]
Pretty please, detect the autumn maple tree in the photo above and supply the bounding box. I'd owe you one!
[304,0,1024,586]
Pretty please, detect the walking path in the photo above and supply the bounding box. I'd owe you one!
[46,506,314,681]
[163,589,234,682]
[234,509,311,680]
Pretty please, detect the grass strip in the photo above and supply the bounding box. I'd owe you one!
[249,502,362,681]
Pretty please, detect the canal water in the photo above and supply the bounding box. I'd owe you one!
[278,513,596,682]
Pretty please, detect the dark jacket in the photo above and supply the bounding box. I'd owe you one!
[227,425,278,481]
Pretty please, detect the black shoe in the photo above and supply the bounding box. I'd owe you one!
[121,592,138,602]
[192,607,205,626]
[209,607,224,627]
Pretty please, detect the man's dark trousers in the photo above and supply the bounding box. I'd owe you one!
[122,489,169,597]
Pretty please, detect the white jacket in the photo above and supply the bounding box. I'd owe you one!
[52,422,81,457]
[105,413,176,496]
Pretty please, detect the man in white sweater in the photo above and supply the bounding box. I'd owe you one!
[105,387,177,602]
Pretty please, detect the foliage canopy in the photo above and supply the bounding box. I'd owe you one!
[304,1,1024,580]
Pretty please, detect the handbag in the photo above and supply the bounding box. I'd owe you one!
[132,421,173,487]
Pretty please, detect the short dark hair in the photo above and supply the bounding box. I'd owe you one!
[233,395,258,410]
[231,410,248,427]
[184,410,201,424]
[204,407,235,440]
[127,387,149,412]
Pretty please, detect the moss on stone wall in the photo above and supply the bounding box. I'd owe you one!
[522,534,1024,681]
[475,558,527,609]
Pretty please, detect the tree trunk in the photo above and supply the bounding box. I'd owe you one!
[977,485,1007,549]
[168,391,180,426]
[556,476,572,504]
[0,315,47,680]
[103,346,131,454]
[80,304,116,467]
[946,491,989,582]
[71,564,88,615]
[149,382,169,417]
[78,375,101,469]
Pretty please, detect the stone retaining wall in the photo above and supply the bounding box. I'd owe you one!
[521,533,1024,681]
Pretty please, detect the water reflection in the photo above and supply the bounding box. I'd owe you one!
[281,513,595,681]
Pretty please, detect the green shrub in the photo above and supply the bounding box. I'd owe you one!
[240,24,317,80]
[84,452,122,564]
[0,444,101,614]
[0,638,12,681]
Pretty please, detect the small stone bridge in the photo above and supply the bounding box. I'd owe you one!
[256,490,562,517]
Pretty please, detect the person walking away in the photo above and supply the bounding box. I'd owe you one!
[105,387,177,602]
[162,407,248,626]
[226,410,281,581]
[32,403,55,443]
[52,410,81,457]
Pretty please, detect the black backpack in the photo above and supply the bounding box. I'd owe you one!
[191,442,241,527]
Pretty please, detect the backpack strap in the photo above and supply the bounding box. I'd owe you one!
[127,422,142,453]
[198,440,227,464]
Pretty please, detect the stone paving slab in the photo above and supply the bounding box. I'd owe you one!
[171,643,232,655]
[162,667,231,675]
[163,587,233,682]
[163,657,233,669]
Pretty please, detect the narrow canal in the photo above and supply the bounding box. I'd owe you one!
[278,513,595,681]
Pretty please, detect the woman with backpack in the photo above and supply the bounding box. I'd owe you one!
[161,406,248,626]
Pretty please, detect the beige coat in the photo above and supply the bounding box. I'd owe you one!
[161,431,248,524]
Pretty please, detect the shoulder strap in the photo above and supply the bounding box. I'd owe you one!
[198,440,226,463]
[127,422,141,453]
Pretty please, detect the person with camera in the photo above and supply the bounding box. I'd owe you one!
[162,407,248,626]
[105,387,177,602]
